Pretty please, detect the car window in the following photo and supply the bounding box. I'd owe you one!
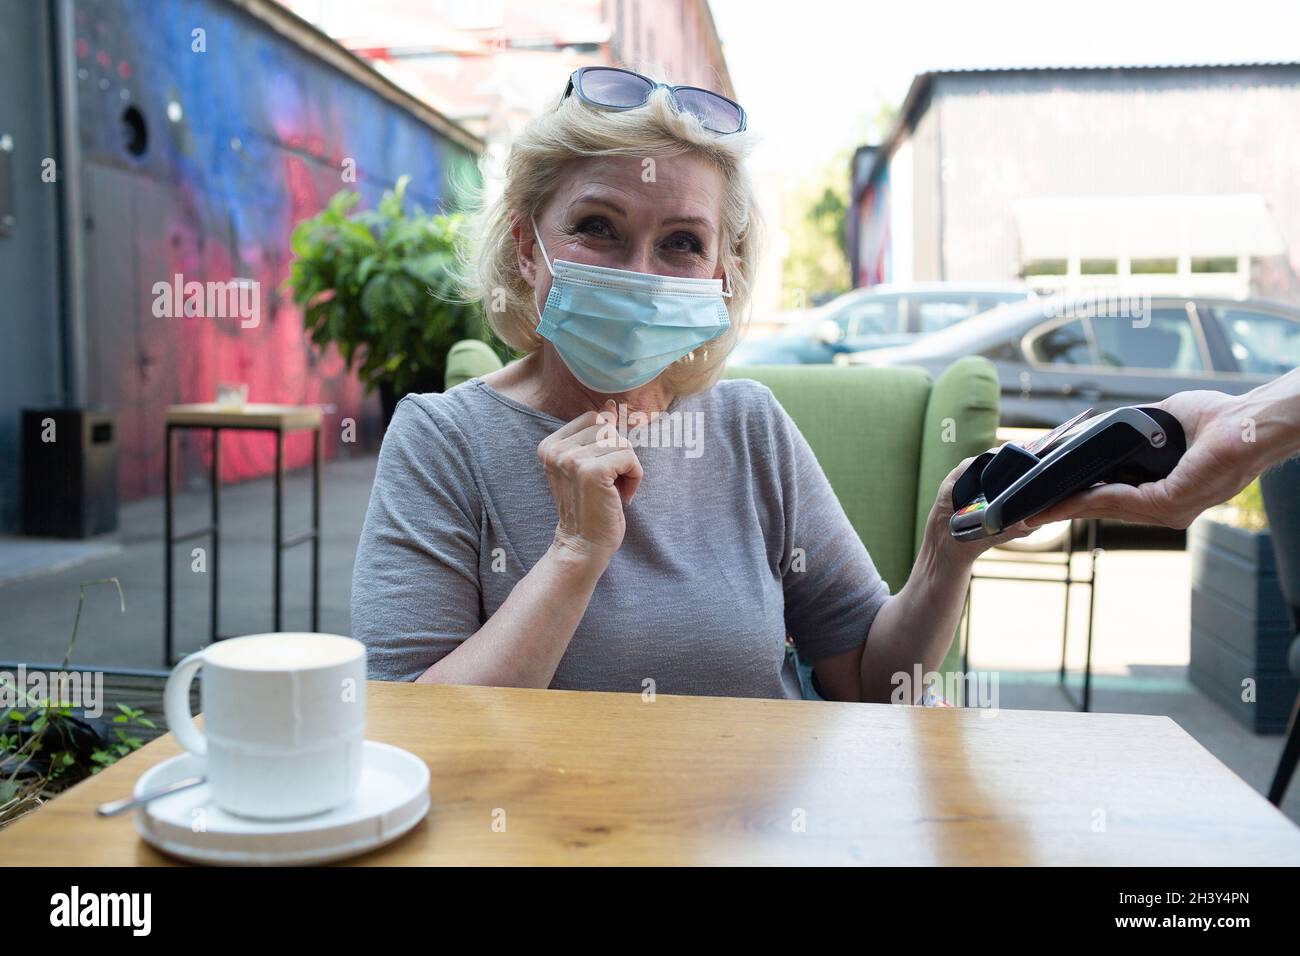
[916,300,977,333]
[914,294,1024,333]
[835,298,902,337]
[1090,309,1204,372]
[1207,306,1300,376]
[977,295,1028,315]
[1028,319,1093,365]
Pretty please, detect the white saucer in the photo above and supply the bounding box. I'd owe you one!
[133,740,430,865]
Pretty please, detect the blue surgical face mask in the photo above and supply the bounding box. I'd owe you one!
[529,220,731,393]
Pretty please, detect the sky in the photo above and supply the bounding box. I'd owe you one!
[710,0,1300,182]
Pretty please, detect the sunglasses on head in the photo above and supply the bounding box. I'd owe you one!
[561,66,747,135]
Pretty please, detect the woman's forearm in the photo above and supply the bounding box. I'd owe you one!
[858,525,973,704]
[415,541,607,688]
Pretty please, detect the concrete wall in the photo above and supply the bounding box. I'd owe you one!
[611,0,733,95]
[856,65,1300,302]
[909,92,942,283]
[0,1,64,531]
[930,67,1300,300]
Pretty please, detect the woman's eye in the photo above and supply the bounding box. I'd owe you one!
[664,232,704,255]
[575,217,614,239]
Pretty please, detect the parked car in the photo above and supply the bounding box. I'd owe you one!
[840,293,1300,551]
[840,295,1300,427]
[731,283,1033,365]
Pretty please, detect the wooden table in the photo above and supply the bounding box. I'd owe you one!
[163,403,324,664]
[4,681,1299,865]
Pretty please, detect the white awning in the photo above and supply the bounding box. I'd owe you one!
[1013,194,1286,260]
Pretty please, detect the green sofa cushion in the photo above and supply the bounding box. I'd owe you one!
[913,356,1002,554]
[724,364,932,593]
[445,340,504,390]
[726,358,999,596]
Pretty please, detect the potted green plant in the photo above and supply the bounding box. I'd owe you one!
[1188,480,1298,733]
[0,579,158,830]
[285,175,489,424]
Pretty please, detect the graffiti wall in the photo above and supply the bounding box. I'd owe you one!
[70,0,479,499]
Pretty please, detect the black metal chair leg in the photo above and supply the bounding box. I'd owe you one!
[1081,539,1099,713]
[960,586,971,679]
[1268,690,1300,806]
[274,429,283,632]
[312,427,321,632]
[164,424,174,665]
[210,426,220,645]
[1059,519,1075,684]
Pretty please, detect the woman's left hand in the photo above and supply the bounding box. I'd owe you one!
[925,457,1032,565]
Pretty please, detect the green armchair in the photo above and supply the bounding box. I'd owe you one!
[444,340,504,390]
[725,357,1000,675]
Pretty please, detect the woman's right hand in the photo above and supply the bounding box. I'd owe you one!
[538,399,644,564]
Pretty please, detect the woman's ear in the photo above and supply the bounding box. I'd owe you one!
[511,211,537,285]
[714,259,732,295]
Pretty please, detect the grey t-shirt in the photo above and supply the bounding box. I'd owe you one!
[351,377,891,699]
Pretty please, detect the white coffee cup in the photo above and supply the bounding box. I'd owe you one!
[163,633,367,820]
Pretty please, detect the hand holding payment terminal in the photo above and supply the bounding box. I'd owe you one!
[949,405,1187,542]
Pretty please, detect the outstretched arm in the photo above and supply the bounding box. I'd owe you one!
[1027,367,1300,530]
[810,461,1027,704]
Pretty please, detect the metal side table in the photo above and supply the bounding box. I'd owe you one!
[163,403,323,665]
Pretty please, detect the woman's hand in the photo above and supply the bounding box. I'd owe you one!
[538,399,644,565]
[417,402,641,689]
[925,457,1031,566]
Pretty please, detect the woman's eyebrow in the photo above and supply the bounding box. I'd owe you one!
[570,195,714,230]
[571,195,626,216]
[662,216,713,229]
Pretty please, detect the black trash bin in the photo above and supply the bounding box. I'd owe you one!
[21,408,118,538]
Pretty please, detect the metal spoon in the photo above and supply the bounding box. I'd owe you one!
[96,775,208,817]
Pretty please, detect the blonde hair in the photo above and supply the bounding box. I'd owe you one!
[458,80,761,395]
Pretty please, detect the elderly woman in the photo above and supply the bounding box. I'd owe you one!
[352,67,1022,701]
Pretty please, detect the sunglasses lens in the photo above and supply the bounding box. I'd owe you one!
[673,88,744,134]
[579,69,654,108]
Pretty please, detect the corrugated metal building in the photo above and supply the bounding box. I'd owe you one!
[850,64,1300,304]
